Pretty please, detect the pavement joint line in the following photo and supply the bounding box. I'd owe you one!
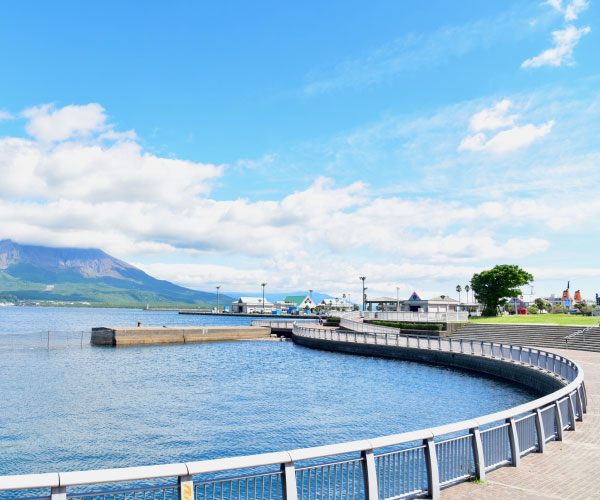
[481,480,566,499]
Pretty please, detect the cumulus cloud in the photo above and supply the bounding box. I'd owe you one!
[545,0,589,21]
[23,103,108,142]
[522,25,591,68]
[459,101,554,153]
[468,100,519,132]
[6,100,595,297]
[0,104,224,205]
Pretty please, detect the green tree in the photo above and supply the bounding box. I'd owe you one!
[527,305,539,314]
[456,285,462,303]
[555,304,567,313]
[470,265,534,317]
[464,284,470,303]
[534,297,547,312]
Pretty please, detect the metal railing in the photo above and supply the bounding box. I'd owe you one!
[362,311,468,323]
[564,323,599,347]
[250,320,318,329]
[0,324,586,500]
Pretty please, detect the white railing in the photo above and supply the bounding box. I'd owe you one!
[362,311,469,322]
[250,319,318,329]
[0,326,586,500]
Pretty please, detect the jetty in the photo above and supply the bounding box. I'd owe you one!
[91,325,273,346]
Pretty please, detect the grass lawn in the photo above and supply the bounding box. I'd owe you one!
[469,314,600,326]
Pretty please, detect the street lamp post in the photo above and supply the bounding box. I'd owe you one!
[261,283,267,313]
[396,286,400,312]
[360,276,366,311]
[216,285,221,313]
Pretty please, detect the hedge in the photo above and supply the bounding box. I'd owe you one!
[370,320,444,331]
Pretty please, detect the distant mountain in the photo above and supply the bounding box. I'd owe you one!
[0,239,233,307]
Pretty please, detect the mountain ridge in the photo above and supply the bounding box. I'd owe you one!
[0,239,232,307]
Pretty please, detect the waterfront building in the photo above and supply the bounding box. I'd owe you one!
[365,292,461,313]
[320,298,354,311]
[283,295,317,310]
[231,297,273,313]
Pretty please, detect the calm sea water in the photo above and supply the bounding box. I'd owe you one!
[0,307,538,476]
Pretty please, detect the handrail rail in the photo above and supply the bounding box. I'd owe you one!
[0,323,587,500]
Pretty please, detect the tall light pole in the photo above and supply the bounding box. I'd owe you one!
[216,285,221,313]
[360,276,366,311]
[396,286,400,312]
[261,283,267,313]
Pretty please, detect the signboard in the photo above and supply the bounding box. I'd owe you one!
[564,298,571,307]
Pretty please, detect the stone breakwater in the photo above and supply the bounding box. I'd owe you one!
[91,326,272,346]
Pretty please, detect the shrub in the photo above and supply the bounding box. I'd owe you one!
[371,320,444,331]
[527,305,539,315]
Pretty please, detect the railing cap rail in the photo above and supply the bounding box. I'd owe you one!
[0,473,59,492]
[59,463,189,487]
[186,451,292,475]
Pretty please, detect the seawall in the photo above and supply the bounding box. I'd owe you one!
[292,333,564,395]
[92,326,272,346]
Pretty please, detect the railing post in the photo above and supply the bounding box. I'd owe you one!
[361,449,379,500]
[51,487,67,500]
[470,427,486,480]
[567,393,577,430]
[554,402,564,441]
[579,384,587,414]
[576,388,584,421]
[506,417,520,466]
[281,462,298,500]
[423,438,440,499]
[535,409,546,453]
[179,475,194,500]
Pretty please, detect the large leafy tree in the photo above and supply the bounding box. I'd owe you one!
[470,265,534,317]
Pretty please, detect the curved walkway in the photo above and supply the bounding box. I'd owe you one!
[441,347,600,500]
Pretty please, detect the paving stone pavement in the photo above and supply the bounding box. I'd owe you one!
[440,348,600,500]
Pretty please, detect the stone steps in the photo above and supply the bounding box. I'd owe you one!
[450,323,600,352]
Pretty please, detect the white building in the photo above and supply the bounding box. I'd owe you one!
[231,297,273,313]
[320,298,354,311]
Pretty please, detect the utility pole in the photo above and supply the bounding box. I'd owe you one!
[396,286,400,312]
[360,276,366,311]
[261,283,267,313]
[216,285,221,313]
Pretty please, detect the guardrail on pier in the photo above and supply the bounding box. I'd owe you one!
[250,319,318,329]
[0,325,586,500]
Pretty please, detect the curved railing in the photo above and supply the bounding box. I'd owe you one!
[0,325,587,500]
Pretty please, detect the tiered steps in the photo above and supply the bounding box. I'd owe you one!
[450,322,600,352]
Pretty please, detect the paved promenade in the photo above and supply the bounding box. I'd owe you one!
[442,348,600,500]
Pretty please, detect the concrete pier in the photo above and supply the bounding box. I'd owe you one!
[91,326,272,346]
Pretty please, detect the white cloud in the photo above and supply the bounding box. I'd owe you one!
[22,103,108,142]
[0,110,13,120]
[521,25,590,68]
[459,103,554,154]
[545,0,589,21]
[469,100,519,131]
[0,104,224,206]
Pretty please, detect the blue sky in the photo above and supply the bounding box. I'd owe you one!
[0,0,598,301]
